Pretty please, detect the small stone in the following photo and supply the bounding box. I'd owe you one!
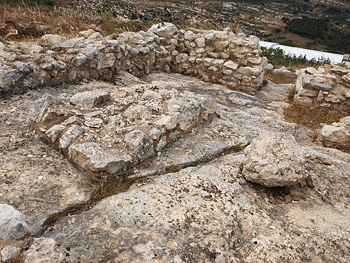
[284,195,293,204]
[306,175,315,188]
[322,158,333,166]
[290,189,307,201]
[275,196,284,204]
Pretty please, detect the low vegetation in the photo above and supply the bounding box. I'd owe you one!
[261,46,330,70]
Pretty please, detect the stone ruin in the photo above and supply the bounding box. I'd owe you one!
[0,22,266,96]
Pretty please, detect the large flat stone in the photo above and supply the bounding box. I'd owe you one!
[68,142,127,175]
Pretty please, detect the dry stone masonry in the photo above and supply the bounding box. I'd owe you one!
[0,23,266,96]
[294,66,350,107]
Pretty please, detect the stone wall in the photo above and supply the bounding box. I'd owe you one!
[294,66,350,107]
[0,23,266,95]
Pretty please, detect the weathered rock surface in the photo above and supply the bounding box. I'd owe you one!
[68,142,128,175]
[1,70,350,262]
[0,204,29,241]
[69,90,110,109]
[242,133,306,187]
[22,237,64,263]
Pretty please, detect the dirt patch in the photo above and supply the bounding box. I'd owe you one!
[266,71,297,84]
[283,103,350,131]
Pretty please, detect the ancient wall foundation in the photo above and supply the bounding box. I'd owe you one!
[0,22,267,96]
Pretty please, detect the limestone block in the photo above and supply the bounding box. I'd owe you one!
[302,74,314,87]
[341,74,350,87]
[298,87,319,97]
[0,204,29,241]
[305,67,324,75]
[175,53,189,63]
[59,125,83,150]
[125,130,155,161]
[340,116,350,126]
[195,38,206,48]
[88,32,104,41]
[0,68,22,93]
[214,41,229,52]
[331,67,348,75]
[45,124,66,142]
[97,53,116,70]
[321,124,350,144]
[68,143,127,174]
[79,29,96,38]
[39,34,66,48]
[293,94,314,107]
[30,94,65,122]
[243,132,306,187]
[52,37,85,50]
[148,23,178,39]
[156,115,177,130]
[184,31,196,41]
[247,57,262,64]
[1,246,21,262]
[312,83,331,91]
[70,90,110,109]
[223,60,238,70]
[212,59,224,67]
[237,66,261,76]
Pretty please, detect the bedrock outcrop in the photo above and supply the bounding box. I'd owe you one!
[1,72,350,262]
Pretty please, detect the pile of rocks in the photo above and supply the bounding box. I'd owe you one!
[0,22,266,96]
[294,66,350,107]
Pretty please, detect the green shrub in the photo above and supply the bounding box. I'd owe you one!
[261,46,330,69]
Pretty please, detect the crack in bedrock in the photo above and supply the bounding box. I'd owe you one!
[37,141,246,237]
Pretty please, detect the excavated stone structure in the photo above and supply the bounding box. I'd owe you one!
[0,23,266,96]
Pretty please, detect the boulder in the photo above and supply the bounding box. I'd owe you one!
[0,41,5,50]
[0,204,29,241]
[242,132,306,187]
[70,90,110,109]
[68,143,127,174]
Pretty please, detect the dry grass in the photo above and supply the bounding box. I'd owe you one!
[0,3,149,43]
[0,3,97,41]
